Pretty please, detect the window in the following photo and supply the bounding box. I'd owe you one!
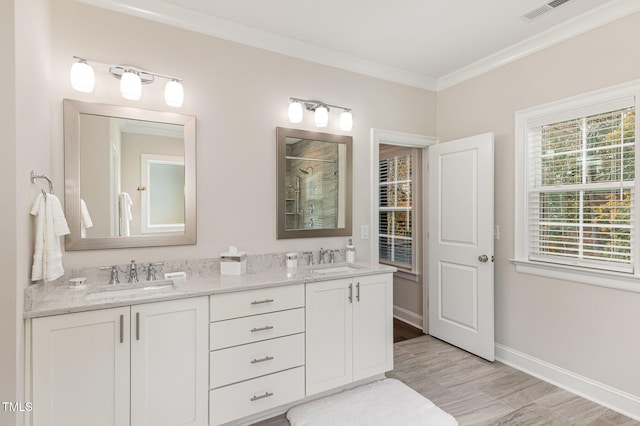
[515,82,640,289]
[379,146,420,272]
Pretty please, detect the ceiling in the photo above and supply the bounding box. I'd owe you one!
[79,0,640,90]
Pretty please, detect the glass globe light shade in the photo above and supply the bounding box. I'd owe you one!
[120,71,142,100]
[288,101,303,123]
[70,61,95,93]
[314,106,329,128]
[165,80,184,107]
[339,111,353,131]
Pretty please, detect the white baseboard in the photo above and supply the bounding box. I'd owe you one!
[495,344,640,421]
[393,306,423,330]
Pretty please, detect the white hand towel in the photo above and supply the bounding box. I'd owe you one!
[80,198,93,238]
[119,192,133,236]
[31,193,70,282]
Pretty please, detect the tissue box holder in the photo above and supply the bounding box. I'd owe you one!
[220,255,247,275]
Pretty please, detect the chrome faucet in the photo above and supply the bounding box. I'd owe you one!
[100,266,120,285]
[303,251,314,265]
[329,250,336,264]
[145,262,162,281]
[319,248,328,264]
[128,260,139,283]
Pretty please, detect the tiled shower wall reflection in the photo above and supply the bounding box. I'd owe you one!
[285,140,338,230]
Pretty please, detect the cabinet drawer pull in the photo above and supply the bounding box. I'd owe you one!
[356,282,360,302]
[250,325,274,333]
[119,314,124,343]
[251,298,274,305]
[251,355,274,364]
[250,392,273,402]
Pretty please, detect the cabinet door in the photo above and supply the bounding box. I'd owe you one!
[130,297,208,426]
[31,307,130,426]
[352,273,393,381]
[305,278,353,396]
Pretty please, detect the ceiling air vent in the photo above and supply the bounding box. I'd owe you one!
[521,0,572,21]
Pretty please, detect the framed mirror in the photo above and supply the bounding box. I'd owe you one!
[63,99,196,250]
[277,127,352,239]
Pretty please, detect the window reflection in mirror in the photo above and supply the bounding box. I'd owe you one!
[277,127,352,239]
[79,115,186,238]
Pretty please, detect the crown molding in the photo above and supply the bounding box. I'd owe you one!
[437,0,640,91]
[75,0,438,91]
[77,0,640,93]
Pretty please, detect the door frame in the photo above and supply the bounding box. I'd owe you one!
[370,129,438,331]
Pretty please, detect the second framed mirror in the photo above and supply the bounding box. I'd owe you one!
[277,127,352,239]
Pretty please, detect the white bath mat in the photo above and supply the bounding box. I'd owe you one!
[286,378,458,426]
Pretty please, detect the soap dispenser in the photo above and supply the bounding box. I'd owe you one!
[346,238,356,263]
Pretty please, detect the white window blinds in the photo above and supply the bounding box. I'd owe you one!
[527,105,636,272]
[379,150,414,269]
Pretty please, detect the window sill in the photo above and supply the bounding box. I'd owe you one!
[510,259,640,294]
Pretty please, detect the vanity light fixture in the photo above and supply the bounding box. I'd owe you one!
[288,97,353,131]
[70,56,185,107]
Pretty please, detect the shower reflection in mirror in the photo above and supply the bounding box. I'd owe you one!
[285,138,345,231]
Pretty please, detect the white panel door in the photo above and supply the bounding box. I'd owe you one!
[428,133,495,361]
[31,307,130,426]
[305,278,353,396]
[130,297,208,426]
[352,273,393,381]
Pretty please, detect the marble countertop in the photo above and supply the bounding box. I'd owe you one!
[24,262,395,319]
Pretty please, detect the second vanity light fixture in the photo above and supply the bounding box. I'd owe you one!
[70,56,184,107]
[288,97,353,131]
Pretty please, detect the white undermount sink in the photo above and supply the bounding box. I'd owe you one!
[85,280,175,300]
[309,264,362,275]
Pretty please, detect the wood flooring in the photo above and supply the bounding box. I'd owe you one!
[393,318,424,343]
[254,335,639,426]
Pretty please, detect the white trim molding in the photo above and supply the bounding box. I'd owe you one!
[496,344,640,421]
[393,306,424,331]
[437,0,640,90]
[77,0,640,92]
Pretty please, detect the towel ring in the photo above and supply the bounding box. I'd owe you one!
[31,171,54,199]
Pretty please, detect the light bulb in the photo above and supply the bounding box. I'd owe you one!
[120,71,141,100]
[339,110,353,131]
[288,101,303,123]
[314,106,328,128]
[165,80,184,107]
[70,60,95,93]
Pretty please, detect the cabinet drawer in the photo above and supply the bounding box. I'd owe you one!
[210,333,304,389]
[209,366,304,426]
[209,308,304,350]
[210,285,304,321]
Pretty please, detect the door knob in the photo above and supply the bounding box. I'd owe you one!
[478,254,489,263]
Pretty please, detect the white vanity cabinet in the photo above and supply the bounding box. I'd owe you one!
[305,273,393,396]
[208,285,305,426]
[30,297,208,426]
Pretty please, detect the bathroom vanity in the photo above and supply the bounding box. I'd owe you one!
[24,261,394,426]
